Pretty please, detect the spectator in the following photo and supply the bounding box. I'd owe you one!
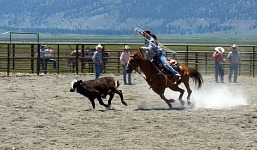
[120,44,133,85]
[45,46,57,69]
[227,44,241,83]
[39,44,47,71]
[92,44,103,79]
[213,47,226,83]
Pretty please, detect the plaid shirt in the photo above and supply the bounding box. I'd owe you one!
[92,50,103,64]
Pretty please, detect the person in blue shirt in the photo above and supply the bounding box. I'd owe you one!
[92,44,103,79]
[39,44,47,71]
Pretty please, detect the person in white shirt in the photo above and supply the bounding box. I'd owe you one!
[46,46,56,69]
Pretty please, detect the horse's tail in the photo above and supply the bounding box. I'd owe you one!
[188,68,203,89]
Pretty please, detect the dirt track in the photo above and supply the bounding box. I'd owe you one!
[0,73,256,150]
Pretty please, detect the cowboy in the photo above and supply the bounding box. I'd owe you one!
[227,44,241,83]
[39,44,48,72]
[45,46,57,69]
[213,47,226,83]
[92,44,103,79]
[141,34,181,78]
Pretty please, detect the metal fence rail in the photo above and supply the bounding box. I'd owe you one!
[0,42,256,77]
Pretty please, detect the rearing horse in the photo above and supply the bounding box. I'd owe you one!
[126,52,203,108]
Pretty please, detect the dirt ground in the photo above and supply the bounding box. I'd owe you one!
[0,73,256,150]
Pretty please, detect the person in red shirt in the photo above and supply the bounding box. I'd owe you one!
[213,47,226,83]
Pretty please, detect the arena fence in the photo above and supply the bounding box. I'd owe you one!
[0,42,256,77]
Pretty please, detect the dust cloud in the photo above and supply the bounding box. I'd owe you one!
[165,84,248,109]
[191,85,248,109]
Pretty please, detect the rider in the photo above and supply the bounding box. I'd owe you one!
[141,33,181,78]
[142,30,155,61]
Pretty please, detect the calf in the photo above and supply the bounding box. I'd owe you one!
[70,76,127,109]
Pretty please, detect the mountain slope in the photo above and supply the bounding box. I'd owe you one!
[0,0,257,35]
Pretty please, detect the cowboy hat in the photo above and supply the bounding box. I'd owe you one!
[95,44,103,49]
[124,45,130,49]
[215,47,225,53]
[232,44,238,48]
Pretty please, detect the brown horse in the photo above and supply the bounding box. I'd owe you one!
[126,52,203,108]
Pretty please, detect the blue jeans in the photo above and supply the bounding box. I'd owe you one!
[40,58,48,70]
[214,62,224,82]
[122,64,131,84]
[228,64,239,82]
[94,64,102,79]
[48,58,57,69]
[156,52,179,74]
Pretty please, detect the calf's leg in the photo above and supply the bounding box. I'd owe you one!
[96,96,109,108]
[89,98,96,109]
[107,92,115,107]
[111,88,127,106]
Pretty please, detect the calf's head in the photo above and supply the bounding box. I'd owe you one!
[70,79,82,92]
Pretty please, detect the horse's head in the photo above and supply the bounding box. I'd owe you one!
[70,49,82,56]
[103,49,111,57]
[126,52,142,73]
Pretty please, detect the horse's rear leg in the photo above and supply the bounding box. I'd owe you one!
[183,81,192,105]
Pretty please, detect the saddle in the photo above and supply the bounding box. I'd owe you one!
[168,59,181,71]
[153,58,181,73]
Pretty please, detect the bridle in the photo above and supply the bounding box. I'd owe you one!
[127,55,140,74]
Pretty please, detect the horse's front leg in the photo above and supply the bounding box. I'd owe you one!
[169,85,185,106]
[160,94,175,109]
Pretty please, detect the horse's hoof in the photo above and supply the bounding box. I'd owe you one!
[187,100,191,105]
[179,100,185,106]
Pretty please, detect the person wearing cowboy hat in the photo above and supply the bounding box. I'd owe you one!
[227,44,241,83]
[38,44,48,73]
[120,44,133,85]
[92,44,103,79]
[213,47,226,83]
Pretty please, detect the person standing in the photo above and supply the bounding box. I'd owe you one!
[213,47,226,83]
[45,46,57,69]
[92,44,103,79]
[120,44,132,85]
[39,44,47,71]
[227,44,241,83]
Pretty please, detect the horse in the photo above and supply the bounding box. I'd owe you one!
[66,48,110,73]
[126,51,203,108]
[66,49,83,73]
